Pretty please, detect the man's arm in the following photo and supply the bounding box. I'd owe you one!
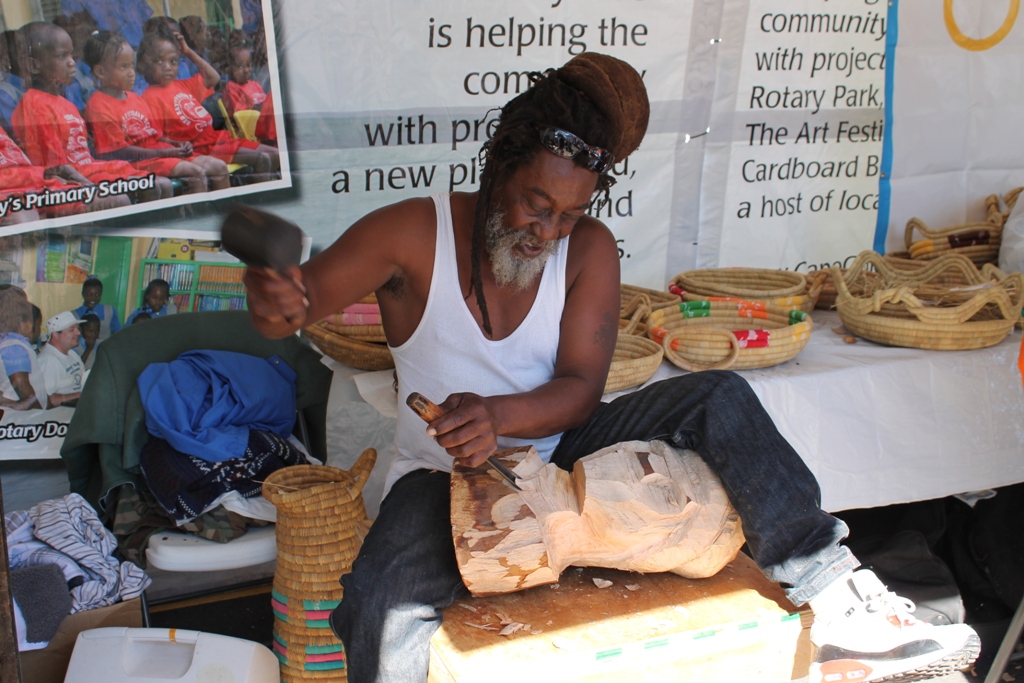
[243,197,436,339]
[47,390,80,407]
[428,218,621,466]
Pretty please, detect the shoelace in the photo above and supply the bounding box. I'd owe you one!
[864,589,919,627]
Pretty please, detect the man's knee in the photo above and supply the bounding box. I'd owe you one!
[696,369,755,401]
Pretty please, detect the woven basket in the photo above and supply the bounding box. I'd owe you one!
[815,271,839,310]
[605,333,664,393]
[816,268,886,310]
[319,294,386,343]
[620,283,680,313]
[263,450,377,683]
[904,188,1022,267]
[832,251,1023,350]
[303,323,394,371]
[318,321,386,343]
[647,300,813,372]
[619,284,680,336]
[670,268,822,313]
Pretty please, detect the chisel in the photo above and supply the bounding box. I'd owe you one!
[405,392,523,491]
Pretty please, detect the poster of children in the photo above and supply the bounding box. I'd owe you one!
[0,0,288,237]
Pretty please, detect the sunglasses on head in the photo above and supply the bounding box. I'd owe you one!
[539,127,615,174]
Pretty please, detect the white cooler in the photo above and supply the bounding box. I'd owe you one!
[63,627,278,683]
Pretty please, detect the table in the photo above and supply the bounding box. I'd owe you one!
[338,311,1024,514]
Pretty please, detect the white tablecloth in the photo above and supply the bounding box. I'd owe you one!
[338,311,1024,514]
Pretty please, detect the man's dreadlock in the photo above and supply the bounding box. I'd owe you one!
[469,70,617,338]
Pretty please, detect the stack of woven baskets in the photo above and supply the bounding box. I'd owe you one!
[899,187,1022,268]
[303,294,394,370]
[831,251,1023,350]
[606,283,679,392]
[263,449,377,682]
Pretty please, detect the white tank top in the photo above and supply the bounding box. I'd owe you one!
[386,193,569,495]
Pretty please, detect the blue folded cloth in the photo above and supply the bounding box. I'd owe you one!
[137,350,297,463]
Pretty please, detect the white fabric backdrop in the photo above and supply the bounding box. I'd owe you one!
[883,0,1024,253]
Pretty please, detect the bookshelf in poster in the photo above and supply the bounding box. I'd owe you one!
[137,259,247,312]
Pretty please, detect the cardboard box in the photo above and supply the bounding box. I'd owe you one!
[20,597,143,683]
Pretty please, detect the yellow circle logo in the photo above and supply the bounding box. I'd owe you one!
[945,0,1019,51]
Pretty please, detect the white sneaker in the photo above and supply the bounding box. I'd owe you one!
[808,570,980,683]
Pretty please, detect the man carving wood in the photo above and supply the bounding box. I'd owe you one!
[244,53,979,683]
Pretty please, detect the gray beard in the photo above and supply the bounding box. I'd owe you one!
[484,209,558,290]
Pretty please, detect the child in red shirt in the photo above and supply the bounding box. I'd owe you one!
[223,43,276,146]
[83,31,229,193]
[12,22,171,203]
[0,125,122,223]
[138,29,279,180]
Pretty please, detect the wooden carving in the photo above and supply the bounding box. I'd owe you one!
[451,440,745,596]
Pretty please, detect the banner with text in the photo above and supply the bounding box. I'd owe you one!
[697,0,886,272]
[273,0,691,289]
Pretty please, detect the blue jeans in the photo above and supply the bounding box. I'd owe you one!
[330,371,859,683]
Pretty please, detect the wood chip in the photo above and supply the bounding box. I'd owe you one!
[625,584,641,591]
[495,611,513,624]
[843,336,857,344]
[463,622,499,631]
[548,583,560,590]
[499,622,527,636]
[593,578,613,589]
[831,326,849,335]
[455,603,478,612]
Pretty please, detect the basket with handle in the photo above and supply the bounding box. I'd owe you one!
[619,292,651,336]
[647,300,813,372]
[619,284,681,336]
[816,267,886,310]
[832,251,1024,350]
[904,188,1022,267]
[263,449,378,682]
[670,268,823,313]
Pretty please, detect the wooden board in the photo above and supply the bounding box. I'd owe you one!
[428,553,811,683]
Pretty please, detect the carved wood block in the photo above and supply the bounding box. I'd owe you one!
[451,441,745,597]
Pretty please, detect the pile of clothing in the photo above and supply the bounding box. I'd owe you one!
[5,493,150,650]
[115,350,311,564]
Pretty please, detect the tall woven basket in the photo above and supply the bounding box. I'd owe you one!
[263,449,377,682]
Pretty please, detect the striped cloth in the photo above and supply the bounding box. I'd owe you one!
[5,493,150,613]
